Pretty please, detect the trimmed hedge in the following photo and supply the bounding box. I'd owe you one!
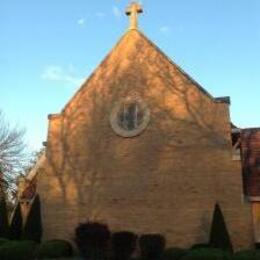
[163,247,189,260]
[232,250,260,260]
[75,222,111,259]
[139,234,166,260]
[37,239,73,259]
[0,237,9,247]
[180,248,232,260]
[111,231,137,260]
[0,240,38,260]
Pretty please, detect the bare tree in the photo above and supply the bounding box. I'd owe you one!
[0,110,29,191]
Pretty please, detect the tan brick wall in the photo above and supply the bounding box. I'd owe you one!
[37,30,254,250]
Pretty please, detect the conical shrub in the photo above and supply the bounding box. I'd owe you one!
[0,197,10,238]
[21,194,42,242]
[10,203,22,240]
[209,203,233,253]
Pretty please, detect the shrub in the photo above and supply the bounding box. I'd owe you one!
[0,240,38,260]
[139,234,166,260]
[255,243,260,249]
[0,237,9,247]
[0,198,10,238]
[21,194,42,242]
[111,231,137,260]
[232,250,260,260]
[209,203,233,253]
[10,204,22,240]
[190,244,210,250]
[75,222,111,260]
[163,247,189,260]
[180,248,231,260]
[37,239,73,259]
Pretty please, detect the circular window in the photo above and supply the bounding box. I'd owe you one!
[110,98,150,137]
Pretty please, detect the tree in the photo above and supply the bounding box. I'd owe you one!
[209,203,233,253]
[0,110,28,191]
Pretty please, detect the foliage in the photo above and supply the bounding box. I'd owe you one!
[139,234,166,260]
[0,237,9,247]
[21,194,42,242]
[163,247,189,260]
[232,250,260,260]
[209,203,233,253]
[180,248,232,260]
[10,203,22,240]
[0,240,38,260]
[37,239,73,259]
[0,198,10,238]
[111,231,137,260]
[75,221,111,260]
[190,243,210,250]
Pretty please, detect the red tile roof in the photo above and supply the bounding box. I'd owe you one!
[241,128,260,197]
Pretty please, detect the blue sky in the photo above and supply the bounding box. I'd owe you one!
[1,0,260,151]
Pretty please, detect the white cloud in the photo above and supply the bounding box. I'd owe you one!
[160,26,171,35]
[112,6,122,18]
[41,65,85,87]
[77,18,86,26]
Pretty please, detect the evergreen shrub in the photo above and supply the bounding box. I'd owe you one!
[0,237,9,247]
[111,231,137,260]
[0,198,10,238]
[232,249,260,260]
[209,203,233,253]
[180,248,231,260]
[190,243,210,250]
[0,240,38,260]
[163,247,189,260]
[75,222,111,260]
[139,234,166,260]
[37,239,73,259]
[10,204,22,240]
[21,194,42,242]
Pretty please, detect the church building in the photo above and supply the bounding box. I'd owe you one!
[19,2,260,250]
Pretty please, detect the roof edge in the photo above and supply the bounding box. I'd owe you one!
[137,31,215,101]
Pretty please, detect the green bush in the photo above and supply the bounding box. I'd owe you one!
[232,250,260,260]
[0,240,38,260]
[163,247,189,260]
[21,194,43,242]
[10,204,22,240]
[0,237,9,247]
[139,234,166,260]
[180,248,232,260]
[37,239,73,259]
[111,231,137,260]
[0,198,10,238]
[209,203,233,253]
[75,222,111,259]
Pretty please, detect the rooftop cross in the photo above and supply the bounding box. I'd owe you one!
[125,2,143,30]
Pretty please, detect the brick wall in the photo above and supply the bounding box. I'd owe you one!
[37,30,254,250]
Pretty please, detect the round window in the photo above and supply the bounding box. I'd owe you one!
[110,98,150,137]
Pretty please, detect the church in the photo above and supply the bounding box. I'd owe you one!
[18,2,260,250]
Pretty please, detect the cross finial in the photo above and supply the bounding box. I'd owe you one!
[125,2,143,30]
